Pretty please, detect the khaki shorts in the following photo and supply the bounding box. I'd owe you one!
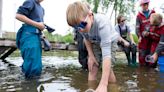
[92,43,102,65]
[92,42,116,67]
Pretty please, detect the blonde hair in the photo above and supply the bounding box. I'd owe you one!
[66,1,90,27]
[150,13,163,26]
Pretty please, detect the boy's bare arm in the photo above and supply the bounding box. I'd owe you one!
[129,33,135,44]
[83,39,99,71]
[15,13,45,30]
[100,57,111,85]
[95,57,111,92]
[83,39,94,57]
[118,36,130,47]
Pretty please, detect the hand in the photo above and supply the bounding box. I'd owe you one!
[123,41,130,47]
[142,31,149,37]
[88,55,99,72]
[138,37,142,43]
[152,53,158,62]
[131,41,136,45]
[95,84,107,92]
[37,22,45,31]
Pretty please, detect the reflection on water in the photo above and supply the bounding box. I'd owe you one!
[0,54,164,92]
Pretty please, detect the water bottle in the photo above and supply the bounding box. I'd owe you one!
[145,55,154,63]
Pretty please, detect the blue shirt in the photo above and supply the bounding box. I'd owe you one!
[143,10,149,19]
[17,0,44,22]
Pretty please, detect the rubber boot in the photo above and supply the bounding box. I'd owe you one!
[126,54,132,66]
[131,44,138,67]
[131,54,138,67]
[124,46,131,66]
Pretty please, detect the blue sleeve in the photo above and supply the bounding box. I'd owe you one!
[17,0,35,17]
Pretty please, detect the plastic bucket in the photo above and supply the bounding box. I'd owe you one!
[158,56,164,72]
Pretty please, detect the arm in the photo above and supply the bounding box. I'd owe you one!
[118,36,130,47]
[155,34,164,55]
[83,39,99,71]
[129,33,135,44]
[149,32,160,41]
[127,25,135,44]
[115,25,129,46]
[83,39,94,57]
[151,34,164,62]
[100,57,111,85]
[16,0,45,30]
[135,16,140,37]
[95,21,117,92]
[16,14,45,31]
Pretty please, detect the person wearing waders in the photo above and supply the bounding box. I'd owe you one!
[135,0,155,66]
[144,13,163,68]
[115,15,137,67]
[149,14,164,64]
[16,0,45,78]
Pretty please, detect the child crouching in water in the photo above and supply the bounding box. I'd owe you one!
[149,13,164,64]
[66,1,130,92]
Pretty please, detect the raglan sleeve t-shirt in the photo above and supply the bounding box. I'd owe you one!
[17,0,44,22]
[87,14,119,60]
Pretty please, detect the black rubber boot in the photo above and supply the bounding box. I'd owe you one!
[126,54,132,66]
[131,44,138,67]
